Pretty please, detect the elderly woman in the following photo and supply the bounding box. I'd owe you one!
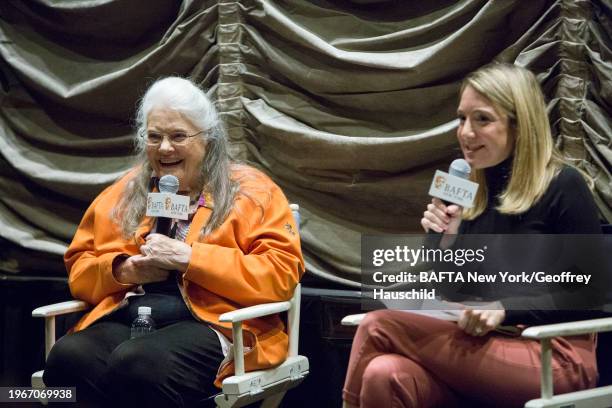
[343,64,601,407]
[43,77,304,407]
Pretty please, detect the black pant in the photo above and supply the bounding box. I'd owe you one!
[43,316,225,407]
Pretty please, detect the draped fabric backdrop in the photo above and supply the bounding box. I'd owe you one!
[0,0,610,286]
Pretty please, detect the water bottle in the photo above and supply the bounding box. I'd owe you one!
[130,306,155,339]
[289,203,300,228]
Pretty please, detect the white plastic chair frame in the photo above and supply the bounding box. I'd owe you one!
[31,299,89,404]
[342,313,612,407]
[32,287,308,407]
[32,204,308,408]
[215,283,308,408]
[522,318,612,408]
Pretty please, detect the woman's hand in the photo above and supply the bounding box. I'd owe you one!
[421,198,463,234]
[113,255,170,285]
[458,308,506,337]
[139,233,192,273]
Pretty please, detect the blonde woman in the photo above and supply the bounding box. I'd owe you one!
[343,64,601,407]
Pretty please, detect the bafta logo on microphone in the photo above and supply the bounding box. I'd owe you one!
[429,170,478,208]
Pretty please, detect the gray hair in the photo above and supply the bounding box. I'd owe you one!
[113,76,240,238]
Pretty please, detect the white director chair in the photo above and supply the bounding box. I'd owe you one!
[33,204,309,407]
[342,313,612,408]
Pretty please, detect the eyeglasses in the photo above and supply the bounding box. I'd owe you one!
[143,130,205,146]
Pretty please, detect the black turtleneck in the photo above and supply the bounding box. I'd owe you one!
[484,156,513,200]
[456,159,603,325]
[460,159,601,235]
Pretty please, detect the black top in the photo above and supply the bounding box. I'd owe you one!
[460,157,601,235]
[457,158,604,325]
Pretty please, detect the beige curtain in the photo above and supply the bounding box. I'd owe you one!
[0,0,610,284]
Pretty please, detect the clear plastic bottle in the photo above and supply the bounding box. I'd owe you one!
[290,203,300,228]
[130,306,156,339]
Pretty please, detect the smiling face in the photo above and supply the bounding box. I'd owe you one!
[456,86,514,170]
[146,108,206,192]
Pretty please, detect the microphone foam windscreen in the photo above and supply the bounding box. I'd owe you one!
[449,159,471,180]
[159,175,180,194]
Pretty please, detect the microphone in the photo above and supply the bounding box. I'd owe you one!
[426,159,478,242]
[155,175,180,237]
[146,174,189,223]
[428,158,477,209]
[144,175,183,291]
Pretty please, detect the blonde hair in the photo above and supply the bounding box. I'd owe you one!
[460,63,579,220]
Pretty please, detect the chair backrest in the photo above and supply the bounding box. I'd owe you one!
[288,203,302,357]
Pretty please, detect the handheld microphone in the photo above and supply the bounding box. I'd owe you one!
[428,158,477,208]
[155,175,180,237]
[144,175,183,291]
[426,159,478,242]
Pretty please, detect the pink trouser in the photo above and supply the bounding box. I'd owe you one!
[343,310,597,407]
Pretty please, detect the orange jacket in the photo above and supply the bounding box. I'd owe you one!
[64,166,305,387]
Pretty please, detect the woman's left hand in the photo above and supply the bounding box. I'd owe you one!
[458,307,505,336]
[140,233,192,273]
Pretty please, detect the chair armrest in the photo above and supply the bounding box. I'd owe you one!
[219,301,291,323]
[220,300,293,376]
[341,313,366,326]
[522,317,612,339]
[32,300,90,359]
[32,300,90,318]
